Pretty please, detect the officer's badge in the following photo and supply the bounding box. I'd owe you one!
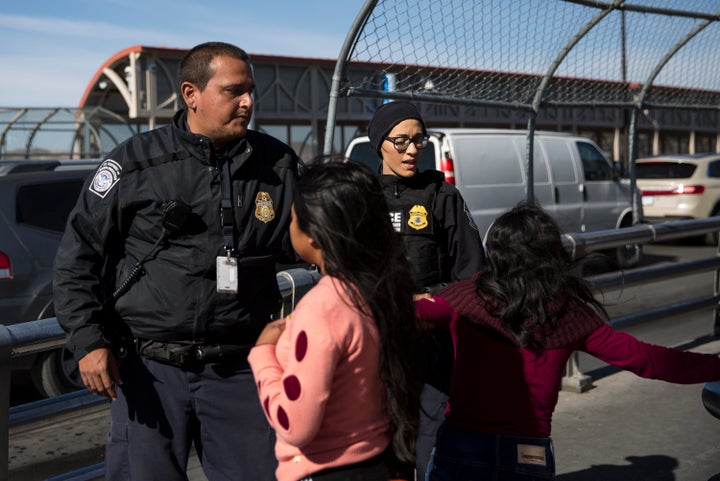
[255,192,275,223]
[408,205,429,230]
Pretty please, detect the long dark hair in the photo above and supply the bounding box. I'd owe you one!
[476,201,608,348]
[292,161,422,462]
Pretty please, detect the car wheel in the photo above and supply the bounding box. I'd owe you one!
[614,242,643,269]
[30,348,84,398]
[703,381,720,420]
[703,207,720,246]
[613,216,643,269]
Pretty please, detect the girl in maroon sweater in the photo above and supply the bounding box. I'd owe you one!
[416,202,720,480]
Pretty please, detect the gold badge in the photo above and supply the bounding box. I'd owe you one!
[408,205,429,230]
[255,192,275,223]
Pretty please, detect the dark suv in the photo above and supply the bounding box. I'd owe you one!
[0,159,99,397]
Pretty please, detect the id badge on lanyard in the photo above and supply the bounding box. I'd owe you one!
[217,154,239,294]
[217,252,239,293]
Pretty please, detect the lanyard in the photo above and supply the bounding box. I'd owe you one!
[218,154,236,255]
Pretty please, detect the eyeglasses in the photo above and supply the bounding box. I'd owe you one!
[383,134,430,153]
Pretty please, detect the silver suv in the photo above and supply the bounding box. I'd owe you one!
[0,160,98,397]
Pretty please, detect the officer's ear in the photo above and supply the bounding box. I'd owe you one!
[181,81,199,111]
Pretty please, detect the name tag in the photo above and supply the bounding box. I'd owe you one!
[517,444,547,466]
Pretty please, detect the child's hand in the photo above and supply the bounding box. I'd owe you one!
[413,292,433,301]
[255,317,288,346]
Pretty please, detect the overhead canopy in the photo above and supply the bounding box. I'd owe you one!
[80,45,187,130]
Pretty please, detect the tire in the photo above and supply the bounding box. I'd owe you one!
[614,242,643,269]
[702,208,720,246]
[30,348,84,398]
[613,215,643,269]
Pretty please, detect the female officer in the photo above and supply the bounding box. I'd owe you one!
[366,101,486,480]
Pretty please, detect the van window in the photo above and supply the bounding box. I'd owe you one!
[577,142,612,181]
[347,139,435,173]
[453,137,522,185]
[543,139,577,183]
[347,141,382,172]
[16,180,85,233]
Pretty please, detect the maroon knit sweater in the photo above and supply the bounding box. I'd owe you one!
[438,272,606,349]
[416,274,720,437]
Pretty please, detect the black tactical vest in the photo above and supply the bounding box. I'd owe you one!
[382,171,449,289]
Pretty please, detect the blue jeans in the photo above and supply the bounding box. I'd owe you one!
[427,422,555,481]
[298,452,390,481]
[417,384,449,480]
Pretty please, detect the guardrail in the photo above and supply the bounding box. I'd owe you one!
[560,217,720,391]
[0,267,321,481]
[3,217,720,480]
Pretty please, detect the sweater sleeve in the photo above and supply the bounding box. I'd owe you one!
[415,295,456,329]
[583,324,720,383]
[248,284,342,448]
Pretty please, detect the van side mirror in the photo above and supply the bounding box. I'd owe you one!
[612,161,626,179]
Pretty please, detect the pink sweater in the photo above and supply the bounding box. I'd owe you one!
[416,295,720,438]
[248,276,390,481]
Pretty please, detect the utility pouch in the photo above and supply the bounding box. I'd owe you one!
[136,339,251,368]
[137,340,197,368]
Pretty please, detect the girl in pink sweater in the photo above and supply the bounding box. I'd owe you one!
[249,161,423,481]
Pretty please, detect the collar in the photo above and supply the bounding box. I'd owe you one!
[174,109,248,157]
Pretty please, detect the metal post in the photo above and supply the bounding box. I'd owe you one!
[627,107,642,225]
[0,325,12,481]
[561,352,593,393]
[714,239,720,337]
[525,114,536,203]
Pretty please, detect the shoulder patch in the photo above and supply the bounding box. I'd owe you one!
[464,202,479,232]
[89,159,122,198]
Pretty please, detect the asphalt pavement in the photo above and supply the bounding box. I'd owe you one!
[8,242,720,480]
[552,336,720,481]
[9,338,720,481]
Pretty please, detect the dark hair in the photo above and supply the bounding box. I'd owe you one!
[293,161,422,462]
[177,42,250,106]
[476,201,608,348]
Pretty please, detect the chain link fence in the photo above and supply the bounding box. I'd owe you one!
[324,0,720,158]
[323,0,720,224]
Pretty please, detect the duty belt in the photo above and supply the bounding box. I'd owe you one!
[134,339,252,368]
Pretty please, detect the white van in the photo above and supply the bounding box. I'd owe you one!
[345,128,642,268]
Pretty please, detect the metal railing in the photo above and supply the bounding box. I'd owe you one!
[560,217,720,391]
[3,218,720,479]
[0,267,321,481]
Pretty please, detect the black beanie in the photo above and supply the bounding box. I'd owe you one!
[367,101,427,153]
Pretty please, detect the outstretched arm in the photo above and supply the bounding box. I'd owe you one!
[584,324,720,383]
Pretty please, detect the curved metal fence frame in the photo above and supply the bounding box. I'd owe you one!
[323,0,720,223]
[0,107,137,160]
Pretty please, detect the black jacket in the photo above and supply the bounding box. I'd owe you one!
[381,169,486,394]
[53,110,299,360]
[380,170,485,289]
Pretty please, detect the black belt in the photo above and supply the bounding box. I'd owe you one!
[134,339,252,367]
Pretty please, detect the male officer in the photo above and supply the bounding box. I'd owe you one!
[53,42,300,480]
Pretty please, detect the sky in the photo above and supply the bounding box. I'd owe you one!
[0,0,366,107]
